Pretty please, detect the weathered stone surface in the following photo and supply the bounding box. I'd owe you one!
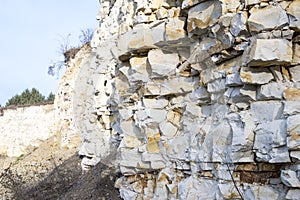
[244,39,293,67]
[148,49,179,77]
[289,65,300,82]
[284,88,300,101]
[187,0,222,34]
[0,105,55,157]
[240,67,274,84]
[286,0,300,31]
[250,101,283,122]
[293,44,300,64]
[248,6,289,33]
[287,115,300,150]
[281,170,300,188]
[284,101,300,115]
[257,82,287,100]
[165,17,186,41]
[129,57,149,82]
[286,189,300,200]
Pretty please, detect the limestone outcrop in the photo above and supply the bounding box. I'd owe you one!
[55,0,300,199]
[0,104,55,157]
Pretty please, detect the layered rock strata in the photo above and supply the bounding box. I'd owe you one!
[56,0,300,199]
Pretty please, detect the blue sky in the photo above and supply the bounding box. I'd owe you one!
[0,0,99,105]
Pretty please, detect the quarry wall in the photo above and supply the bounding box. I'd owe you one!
[60,0,299,199]
[1,0,299,199]
[0,104,55,157]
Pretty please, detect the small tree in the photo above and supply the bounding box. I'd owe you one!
[5,88,46,106]
[46,92,55,102]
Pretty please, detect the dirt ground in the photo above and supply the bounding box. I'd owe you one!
[0,134,121,199]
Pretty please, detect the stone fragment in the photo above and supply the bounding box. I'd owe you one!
[284,88,300,101]
[281,170,300,188]
[148,49,179,78]
[159,121,178,139]
[217,183,241,199]
[257,82,286,100]
[230,12,248,37]
[254,120,289,162]
[160,77,197,95]
[240,67,274,84]
[284,101,300,115]
[287,115,300,150]
[290,151,300,161]
[246,0,260,6]
[286,0,300,31]
[289,65,300,82]
[248,6,289,33]
[207,79,226,93]
[165,17,186,41]
[189,86,210,103]
[143,98,168,109]
[240,85,257,101]
[243,185,281,200]
[178,177,217,199]
[120,149,150,173]
[187,0,222,34]
[293,44,300,65]
[250,101,283,122]
[244,39,293,67]
[225,73,242,86]
[286,189,300,200]
[129,57,149,82]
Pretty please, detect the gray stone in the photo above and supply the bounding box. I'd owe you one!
[207,79,226,93]
[225,73,243,86]
[284,101,300,115]
[287,115,300,150]
[290,65,300,82]
[240,67,274,84]
[286,189,300,200]
[290,151,300,161]
[248,5,289,33]
[129,57,150,82]
[257,82,287,100]
[230,12,248,37]
[244,39,293,67]
[250,101,283,122]
[286,0,300,31]
[281,170,300,188]
[143,98,168,109]
[148,49,179,78]
[187,0,222,34]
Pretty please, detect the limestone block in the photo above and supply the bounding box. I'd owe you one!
[281,170,300,188]
[248,6,289,33]
[178,177,218,199]
[217,183,241,199]
[286,189,300,200]
[289,65,300,82]
[290,151,300,161]
[284,101,300,115]
[250,101,283,122]
[159,121,178,139]
[293,44,300,64]
[119,109,133,121]
[150,21,166,44]
[187,0,222,34]
[165,17,186,41]
[240,67,274,84]
[244,39,293,67]
[189,86,210,104]
[284,88,300,101]
[129,57,149,82]
[287,115,300,150]
[246,0,260,6]
[148,49,179,77]
[143,98,168,109]
[254,120,290,163]
[230,12,248,37]
[222,0,240,13]
[120,149,150,173]
[160,77,197,95]
[286,0,300,31]
[243,185,282,200]
[225,73,242,86]
[240,85,257,101]
[207,78,226,93]
[257,82,287,100]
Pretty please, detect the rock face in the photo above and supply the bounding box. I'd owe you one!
[54,0,300,199]
[0,104,55,157]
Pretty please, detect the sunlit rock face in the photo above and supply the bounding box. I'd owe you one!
[55,0,300,199]
[0,104,55,157]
